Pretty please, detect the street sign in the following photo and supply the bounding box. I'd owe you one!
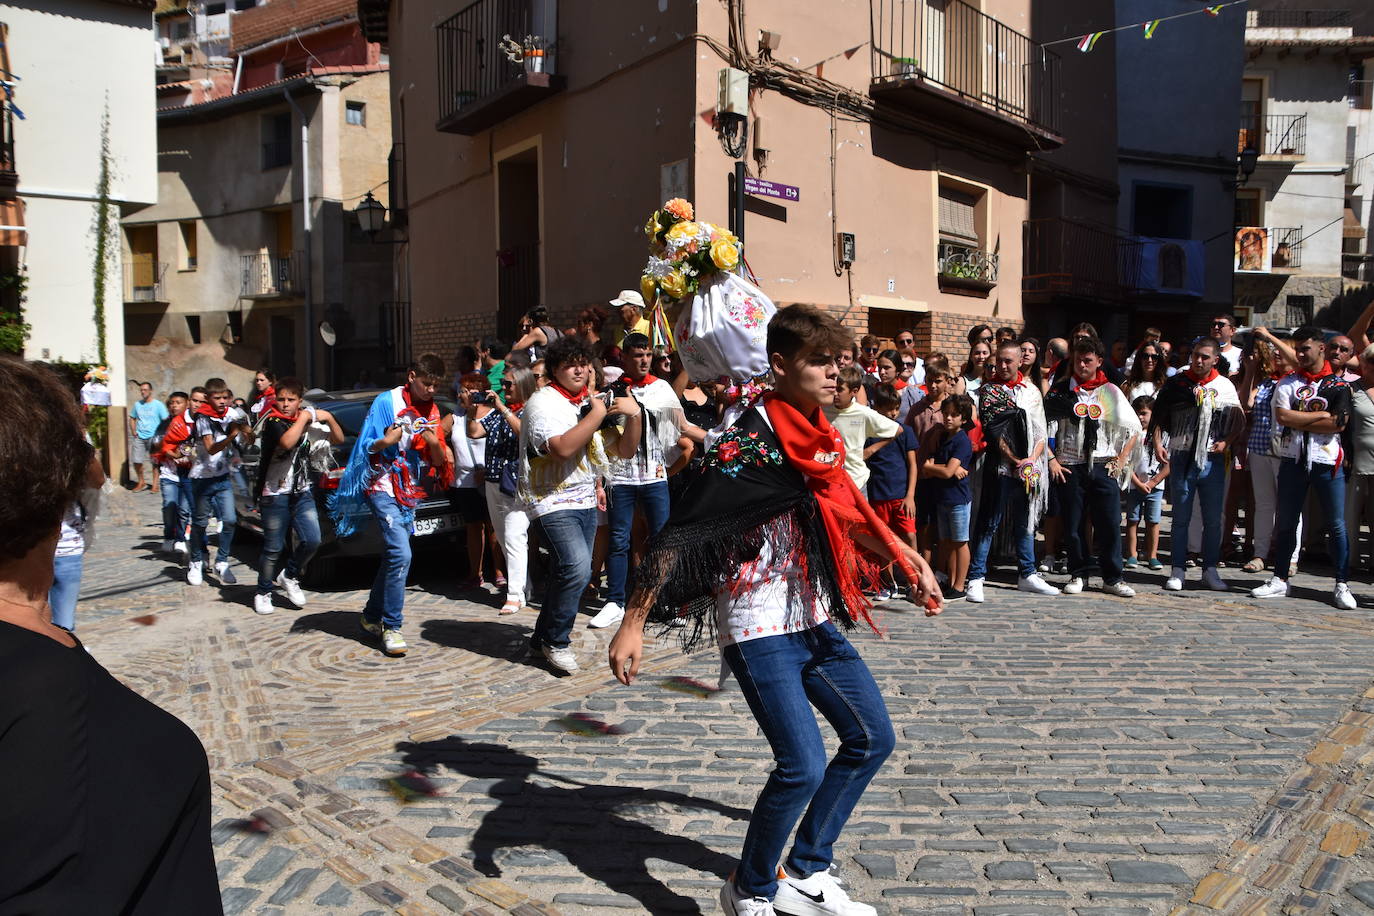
[742,176,799,202]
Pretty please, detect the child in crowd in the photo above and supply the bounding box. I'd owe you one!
[908,363,953,562]
[1124,395,1169,570]
[187,378,253,586]
[153,391,192,557]
[864,383,920,599]
[824,366,900,494]
[923,394,974,599]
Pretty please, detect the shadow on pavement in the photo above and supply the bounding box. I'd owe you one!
[419,619,554,670]
[396,736,747,913]
[290,610,377,648]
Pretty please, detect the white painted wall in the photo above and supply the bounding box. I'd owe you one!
[5,0,157,406]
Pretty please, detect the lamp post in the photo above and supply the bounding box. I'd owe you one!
[1225,147,1260,190]
[355,191,386,236]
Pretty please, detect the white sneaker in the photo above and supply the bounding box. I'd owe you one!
[275,571,306,608]
[253,593,275,615]
[186,560,203,586]
[587,602,624,629]
[965,579,985,603]
[541,643,579,672]
[215,561,237,585]
[1063,576,1084,595]
[1335,582,1357,610]
[1103,581,1136,597]
[720,880,776,916]
[1251,577,1289,598]
[173,540,188,558]
[208,519,221,535]
[1202,568,1228,592]
[381,628,408,656]
[774,864,877,916]
[161,539,175,554]
[873,588,893,602]
[1017,574,1060,596]
[1164,568,1185,591]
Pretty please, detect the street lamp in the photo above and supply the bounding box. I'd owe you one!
[1225,147,1260,190]
[354,190,386,236]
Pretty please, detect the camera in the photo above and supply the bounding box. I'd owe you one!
[471,390,492,405]
[579,389,629,430]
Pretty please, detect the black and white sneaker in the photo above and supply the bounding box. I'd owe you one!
[773,864,876,915]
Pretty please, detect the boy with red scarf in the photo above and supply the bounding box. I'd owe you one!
[152,391,192,557]
[187,378,253,586]
[1251,327,1357,608]
[329,354,454,655]
[252,378,344,615]
[609,305,943,916]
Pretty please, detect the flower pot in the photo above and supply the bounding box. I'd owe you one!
[524,50,545,74]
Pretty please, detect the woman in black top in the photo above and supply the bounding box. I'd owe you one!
[0,355,221,912]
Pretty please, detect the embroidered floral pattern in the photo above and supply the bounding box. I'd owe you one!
[705,428,783,477]
[728,295,769,329]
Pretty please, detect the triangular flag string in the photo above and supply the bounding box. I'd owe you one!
[1041,0,1246,50]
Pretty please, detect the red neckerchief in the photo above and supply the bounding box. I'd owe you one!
[1270,371,1286,381]
[506,400,525,413]
[892,378,908,391]
[257,386,276,408]
[991,372,1025,389]
[1073,370,1109,392]
[155,413,193,464]
[762,392,926,625]
[398,386,453,490]
[195,402,228,419]
[550,381,589,405]
[262,405,297,424]
[626,372,659,389]
[863,360,878,373]
[1185,367,1219,386]
[1297,361,1333,383]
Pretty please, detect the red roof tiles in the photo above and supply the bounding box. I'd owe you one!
[231,0,357,52]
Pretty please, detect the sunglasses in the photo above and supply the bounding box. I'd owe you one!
[896,339,913,346]
[978,335,993,343]
[863,347,880,354]
[902,361,915,368]
[1141,353,1160,360]
[501,379,513,386]
[1211,321,1230,327]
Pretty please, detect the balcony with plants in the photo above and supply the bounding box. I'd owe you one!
[436,0,563,135]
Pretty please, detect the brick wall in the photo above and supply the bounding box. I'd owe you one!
[914,310,1023,360]
[412,312,499,373]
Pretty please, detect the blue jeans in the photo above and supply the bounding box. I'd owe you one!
[532,508,597,649]
[258,491,322,593]
[724,623,895,899]
[161,472,192,542]
[605,481,671,605]
[363,492,412,629]
[1168,452,1226,570]
[1056,463,1125,584]
[189,475,236,565]
[968,473,1037,581]
[1273,458,1348,582]
[49,554,83,631]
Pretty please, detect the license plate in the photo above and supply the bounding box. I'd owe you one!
[413,513,460,537]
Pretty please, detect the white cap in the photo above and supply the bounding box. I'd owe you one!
[609,289,645,310]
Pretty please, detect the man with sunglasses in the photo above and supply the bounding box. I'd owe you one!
[1211,315,1243,377]
[1329,335,1361,383]
[894,329,924,386]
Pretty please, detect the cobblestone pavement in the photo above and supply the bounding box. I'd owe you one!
[72,488,1374,915]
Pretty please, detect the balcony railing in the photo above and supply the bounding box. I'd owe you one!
[240,251,302,297]
[937,240,998,295]
[1239,113,1307,156]
[870,0,1061,144]
[1269,227,1303,270]
[436,0,563,134]
[379,301,412,370]
[1344,253,1374,282]
[1246,9,1351,28]
[1022,218,1144,303]
[124,260,169,302]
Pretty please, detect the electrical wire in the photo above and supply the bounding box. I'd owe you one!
[1038,0,1249,49]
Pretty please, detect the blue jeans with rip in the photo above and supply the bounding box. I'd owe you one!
[1168,451,1227,570]
[258,491,322,594]
[49,554,84,631]
[363,492,412,630]
[161,471,192,542]
[189,475,236,566]
[605,481,671,605]
[532,508,597,649]
[968,473,1037,581]
[1272,458,1348,582]
[724,622,895,899]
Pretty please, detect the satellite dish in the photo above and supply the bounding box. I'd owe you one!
[319,321,337,347]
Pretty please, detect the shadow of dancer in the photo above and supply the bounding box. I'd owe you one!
[396,736,750,913]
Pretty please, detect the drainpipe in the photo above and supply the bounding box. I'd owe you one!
[232,53,242,94]
[283,87,314,385]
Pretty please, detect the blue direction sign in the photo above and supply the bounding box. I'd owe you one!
[743,176,800,202]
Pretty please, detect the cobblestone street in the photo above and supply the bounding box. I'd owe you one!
[73,488,1374,915]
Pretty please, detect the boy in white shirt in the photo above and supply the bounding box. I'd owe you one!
[823,366,899,494]
[187,378,253,586]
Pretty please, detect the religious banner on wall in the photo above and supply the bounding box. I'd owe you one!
[1235,227,1270,272]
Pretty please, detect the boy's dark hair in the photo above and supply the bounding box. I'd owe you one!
[837,366,865,391]
[1072,336,1107,359]
[0,357,95,561]
[544,333,596,375]
[942,393,974,428]
[996,326,1016,340]
[190,386,208,397]
[205,377,228,394]
[767,304,853,364]
[1131,395,1156,412]
[872,382,902,413]
[169,390,189,402]
[276,376,305,397]
[408,353,446,382]
[1193,335,1221,353]
[967,324,991,345]
[622,332,651,353]
[480,336,509,360]
[1292,325,1324,344]
[925,352,951,375]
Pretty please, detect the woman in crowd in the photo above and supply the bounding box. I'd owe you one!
[1347,343,1374,572]
[956,339,991,398]
[510,305,564,362]
[464,364,539,616]
[572,305,608,351]
[0,356,221,909]
[875,348,907,391]
[248,366,277,417]
[1241,330,1297,573]
[1123,341,1168,401]
[1019,337,1043,392]
[446,372,502,592]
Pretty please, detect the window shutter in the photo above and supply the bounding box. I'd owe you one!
[939,188,978,244]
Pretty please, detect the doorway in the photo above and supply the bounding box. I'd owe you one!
[496,146,541,341]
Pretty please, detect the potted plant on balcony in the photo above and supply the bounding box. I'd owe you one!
[893,56,920,78]
[498,34,547,73]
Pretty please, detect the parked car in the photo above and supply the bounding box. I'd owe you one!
[232,388,466,583]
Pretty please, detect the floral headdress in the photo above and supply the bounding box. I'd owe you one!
[640,198,742,305]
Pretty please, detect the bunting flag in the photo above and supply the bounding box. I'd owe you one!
[1077,31,1105,52]
[1143,19,1161,38]
[1205,5,1223,15]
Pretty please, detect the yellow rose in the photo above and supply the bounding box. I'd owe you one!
[711,227,738,247]
[710,239,740,271]
[640,274,658,303]
[660,269,688,300]
[644,213,662,241]
[665,220,701,245]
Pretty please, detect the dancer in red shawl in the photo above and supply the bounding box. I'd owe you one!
[609,305,942,916]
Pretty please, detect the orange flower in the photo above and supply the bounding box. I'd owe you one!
[663,198,694,221]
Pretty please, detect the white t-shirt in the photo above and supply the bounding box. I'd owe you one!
[1218,342,1244,377]
[1272,373,1343,466]
[716,537,829,647]
[1047,382,1123,465]
[606,378,680,488]
[822,402,901,490]
[450,414,488,490]
[55,503,86,558]
[190,408,245,479]
[259,418,313,497]
[518,386,605,517]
